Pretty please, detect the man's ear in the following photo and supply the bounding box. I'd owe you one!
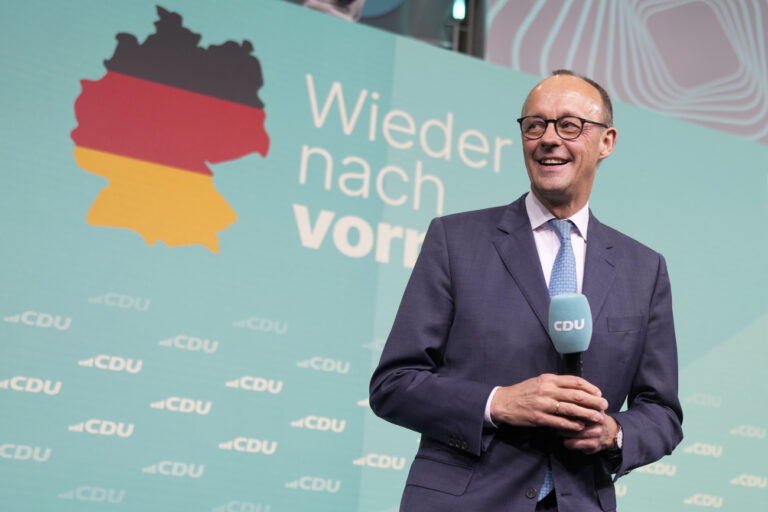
[598,127,618,160]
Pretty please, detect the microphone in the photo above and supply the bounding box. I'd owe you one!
[548,293,592,376]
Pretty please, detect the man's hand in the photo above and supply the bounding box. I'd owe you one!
[560,412,619,454]
[490,373,608,436]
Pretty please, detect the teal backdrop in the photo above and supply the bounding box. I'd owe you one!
[0,1,766,510]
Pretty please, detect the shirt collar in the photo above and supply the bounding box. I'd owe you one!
[524,191,589,240]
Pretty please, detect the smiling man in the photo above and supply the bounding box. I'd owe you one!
[521,72,616,219]
[370,70,683,511]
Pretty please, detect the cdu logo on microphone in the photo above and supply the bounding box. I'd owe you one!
[553,319,586,332]
[548,293,593,354]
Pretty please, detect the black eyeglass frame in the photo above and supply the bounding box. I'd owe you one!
[516,115,610,140]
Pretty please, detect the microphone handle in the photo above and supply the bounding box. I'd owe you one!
[564,353,583,377]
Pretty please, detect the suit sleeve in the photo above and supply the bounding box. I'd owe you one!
[612,254,683,479]
[369,217,495,456]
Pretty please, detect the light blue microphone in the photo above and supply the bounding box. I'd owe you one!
[548,293,592,376]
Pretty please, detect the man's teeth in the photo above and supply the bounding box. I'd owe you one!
[540,159,567,164]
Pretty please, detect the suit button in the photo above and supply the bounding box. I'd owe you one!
[460,441,468,450]
[525,487,537,499]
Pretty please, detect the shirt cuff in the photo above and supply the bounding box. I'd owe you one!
[484,386,501,427]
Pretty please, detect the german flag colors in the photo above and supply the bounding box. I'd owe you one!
[71,7,269,253]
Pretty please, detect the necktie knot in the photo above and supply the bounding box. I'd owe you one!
[548,218,573,241]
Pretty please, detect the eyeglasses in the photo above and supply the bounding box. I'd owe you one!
[516,115,609,140]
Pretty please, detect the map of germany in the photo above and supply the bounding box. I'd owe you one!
[71,6,269,252]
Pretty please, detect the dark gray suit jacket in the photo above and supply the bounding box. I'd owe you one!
[370,195,683,512]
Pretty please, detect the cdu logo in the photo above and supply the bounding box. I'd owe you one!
[729,424,766,439]
[683,494,723,508]
[88,293,150,311]
[291,415,346,433]
[296,357,350,374]
[635,461,677,477]
[730,474,767,488]
[352,454,406,470]
[225,376,283,394]
[142,461,204,478]
[232,316,288,334]
[158,335,218,353]
[218,438,277,455]
[553,319,586,331]
[78,355,143,374]
[58,487,125,503]
[0,443,51,462]
[684,393,722,407]
[684,442,723,457]
[0,376,62,395]
[150,397,212,415]
[68,419,134,438]
[285,477,341,493]
[4,311,71,330]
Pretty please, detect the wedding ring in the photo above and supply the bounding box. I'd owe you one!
[555,401,561,415]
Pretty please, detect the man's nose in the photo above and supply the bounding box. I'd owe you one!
[540,122,561,144]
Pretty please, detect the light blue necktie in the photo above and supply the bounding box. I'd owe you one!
[548,219,578,297]
[538,218,578,501]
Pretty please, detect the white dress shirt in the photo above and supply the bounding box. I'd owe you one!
[526,192,589,292]
[484,192,590,424]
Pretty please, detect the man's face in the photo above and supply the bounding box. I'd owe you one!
[521,75,617,216]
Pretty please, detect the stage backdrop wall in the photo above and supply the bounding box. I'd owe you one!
[1,1,765,511]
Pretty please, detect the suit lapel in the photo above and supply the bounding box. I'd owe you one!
[493,200,619,331]
[582,213,617,319]
[492,197,551,332]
